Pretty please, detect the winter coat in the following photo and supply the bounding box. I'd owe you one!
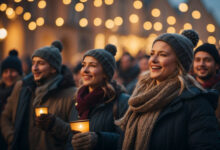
[148,87,220,150]
[1,70,76,150]
[70,85,129,150]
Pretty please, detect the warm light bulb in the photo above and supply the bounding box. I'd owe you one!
[183,23,192,29]
[79,18,88,27]
[28,21,37,30]
[153,22,163,31]
[14,0,22,3]
[56,17,64,27]
[38,0,47,9]
[0,3,7,12]
[114,17,123,26]
[179,3,188,12]
[36,17,44,26]
[23,12,31,21]
[0,28,7,40]
[75,3,84,12]
[167,16,176,25]
[105,19,114,29]
[63,0,72,5]
[167,27,176,33]
[143,21,152,30]
[94,18,102,26]
[208,36,216,44]
[206,24,215,33]
[15,6,23,15]
[151,8,160,17]
[129,14,139,23]
[105,0,114,5]
[6,8,16,19]
[192,10,201,19]
[94,0,102,7]
[133,0,142,9]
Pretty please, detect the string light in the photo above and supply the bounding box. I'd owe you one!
[192,10,201,19]
[79,18,88,27]
[36,17,45,26]
[94,18,102,26]
[151,8,160,17]
[133,0,143,9]
[94,0,102,7]
[0,28,7,40]
[114,17,123,26]
[208,36,216,44]
[80,0,87,2]
[38,0,47,9]
[6,8,16,19]
[206,24,215,32]
[27,0,34,2]
[167,27,176,33]
[28,21,37,30]
[143,21,152,30]
[105,0,114,5]
[56,17,64,27]
[14,0,22,3]
[129,14,139,23]
[23,12,31,21]
[105,19,114,29]
[75,3,84,12]
[183,23,192,29]
[153,22,163,31]
[15,6,24,15]
[63,0,72,5]
[179,3,188,12]
[0,3,7,12]
[167,16,176,25]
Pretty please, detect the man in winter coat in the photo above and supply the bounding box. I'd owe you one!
[0,49,23,150]
[193,43,220,124]
[1,44,76,150]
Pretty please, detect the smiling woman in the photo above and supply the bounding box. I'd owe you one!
[116,30,220,150]
[70,44,129,150]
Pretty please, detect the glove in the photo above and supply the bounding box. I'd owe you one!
[35,113,55,131]
[71,132,98,150]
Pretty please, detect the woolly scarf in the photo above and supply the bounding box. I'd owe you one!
[116,72,181,150]
[76,86,104,119]
[201,74,220,89]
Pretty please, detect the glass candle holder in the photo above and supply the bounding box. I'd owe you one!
[35,106,48,117]
[70,120,90,133]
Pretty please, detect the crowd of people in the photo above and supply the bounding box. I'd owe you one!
[1,29,220,150]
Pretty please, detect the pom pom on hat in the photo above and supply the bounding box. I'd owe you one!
[1,49,22,75]
[104,44,117,56]
[181,29,199,48]
[51,40,63,52]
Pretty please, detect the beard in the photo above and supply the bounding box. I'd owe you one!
[197,72,214,81]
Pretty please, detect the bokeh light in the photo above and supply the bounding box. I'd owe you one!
[133,0,143,9]
[206,24,215,33]
[151,8,160,17]
[79,18,88,27]
[179,3,188,12]
[143,21,152,30]
[56,17,64,27]
[129,14,139,23]
[28,21,37,30]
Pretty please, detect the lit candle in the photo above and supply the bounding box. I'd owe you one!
[35,107,48,117]
[70,120,90,133]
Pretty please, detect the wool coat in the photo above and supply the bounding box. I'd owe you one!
[148,87,220,150]
[1,68,76,150]
[70,85,129,150]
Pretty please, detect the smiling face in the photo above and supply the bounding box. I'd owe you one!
[2,68,20,87]
[32,57,56,82]
[149,41,178,84]
[80,56,106,92]
[193,51,219,83]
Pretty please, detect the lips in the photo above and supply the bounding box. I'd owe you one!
[82,74,92,81]
[151,66,162,71]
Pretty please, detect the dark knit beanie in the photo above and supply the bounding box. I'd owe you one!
[83,44,117,81]
[153,29,199,72]
[194,43,220,64]
[32,41,62,73]
[1,50,23,76]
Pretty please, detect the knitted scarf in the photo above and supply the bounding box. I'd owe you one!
[116,72,181,150]
[76,86,104,119]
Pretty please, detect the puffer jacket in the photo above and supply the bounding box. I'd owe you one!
[148,87,220,150]
[70,82,129,150]
[1,68,76,150]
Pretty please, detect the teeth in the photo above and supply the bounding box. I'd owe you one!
[152,66,161,69]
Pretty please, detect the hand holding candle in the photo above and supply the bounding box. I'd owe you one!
[35,107,48,117]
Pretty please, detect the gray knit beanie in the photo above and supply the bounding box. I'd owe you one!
[83,44,117,81]
[32,42,62,73]
[153,30,199,72]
